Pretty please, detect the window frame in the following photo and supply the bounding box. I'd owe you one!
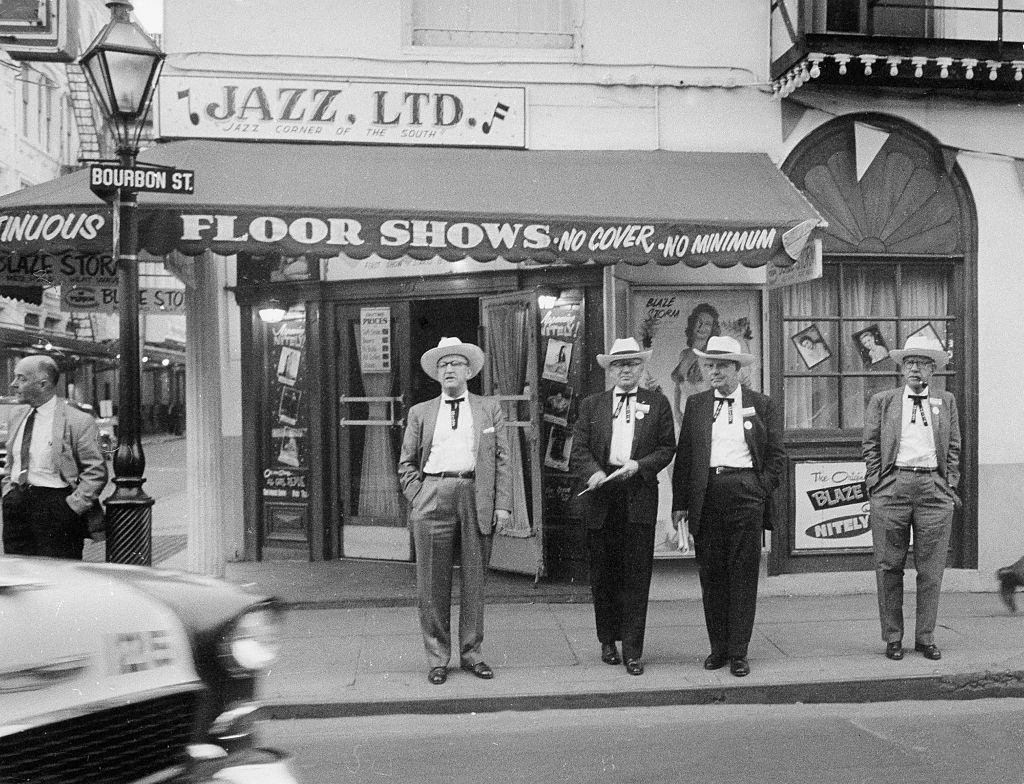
[779,253,963,435]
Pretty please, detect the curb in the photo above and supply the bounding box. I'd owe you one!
[256,668,1024,719]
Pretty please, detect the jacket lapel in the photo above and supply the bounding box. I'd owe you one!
[420,396,439,470]
[629,388,650,457]
[469,393,483,457]
[695,391,713,467]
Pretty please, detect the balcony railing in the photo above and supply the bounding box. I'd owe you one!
[812,0,1024,44]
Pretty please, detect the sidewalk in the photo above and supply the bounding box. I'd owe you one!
[258,590,1024,718]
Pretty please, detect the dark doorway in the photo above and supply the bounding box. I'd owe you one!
[410,297,481,405]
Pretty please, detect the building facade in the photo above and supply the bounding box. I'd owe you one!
[134,0,1004,584]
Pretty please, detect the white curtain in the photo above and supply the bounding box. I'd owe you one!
[354,323,403,520]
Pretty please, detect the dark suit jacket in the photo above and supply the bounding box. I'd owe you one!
[671,386,786,535]
[570,387,675,530]
[397,393,512,534]
[862,387,960,501]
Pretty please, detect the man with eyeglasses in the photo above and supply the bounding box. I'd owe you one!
[571,337,675,676]
[671,336,785,677]
[864,334,961,662]
[398,337,512,686]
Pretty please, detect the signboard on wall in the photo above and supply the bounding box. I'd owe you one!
[158,75,527,148]
[359,306,392,372]
[793,461,872,550]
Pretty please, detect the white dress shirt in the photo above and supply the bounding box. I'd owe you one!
[608,386,638,466]
[423,394,476,473]
[896,385,938,469]
[10,396,67,488]
[709,385,753,469]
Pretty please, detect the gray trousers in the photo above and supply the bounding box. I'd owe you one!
[870,470,953,646]
[411,476,492,668]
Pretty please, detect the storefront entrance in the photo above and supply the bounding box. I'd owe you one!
[332,293,543,575]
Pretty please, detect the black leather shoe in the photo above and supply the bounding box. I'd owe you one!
[624,658,644,676]
[915,642,942,660]
[729,657,750,677]
[460,661,494,679]
[427,667,447,685]
[885,641,904,660]
[601,643,622,665]
[703,652,729,670]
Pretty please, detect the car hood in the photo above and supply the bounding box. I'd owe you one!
[0,556,199,731]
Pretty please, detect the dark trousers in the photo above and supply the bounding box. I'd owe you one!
[695,471,764,659]
[2,484,84,559]
[587,491,656,661]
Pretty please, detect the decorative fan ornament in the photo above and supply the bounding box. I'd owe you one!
[800,135,962,255]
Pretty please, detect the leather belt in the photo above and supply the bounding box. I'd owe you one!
[424,471,475,479]
[895,466,936,474]
[712,466,754,475]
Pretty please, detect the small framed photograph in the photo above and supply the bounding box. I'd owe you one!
[543,385,574,426]
[851,324,890,368]
[542,339,572,383]
[907,322,943,348]
[277,386,302,426]
[276,346,301,385]
[791,323,832,369]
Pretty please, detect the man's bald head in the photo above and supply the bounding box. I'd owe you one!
[11,354,59,407]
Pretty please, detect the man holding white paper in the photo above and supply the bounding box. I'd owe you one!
[571,338,675,676]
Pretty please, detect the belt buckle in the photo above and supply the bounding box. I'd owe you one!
[714,466,725,475]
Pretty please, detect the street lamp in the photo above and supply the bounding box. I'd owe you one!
[80,0,165,565]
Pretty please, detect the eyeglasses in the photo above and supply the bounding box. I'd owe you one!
[610,360,643,369]
[902,358,935,369]
[437,360,469,370]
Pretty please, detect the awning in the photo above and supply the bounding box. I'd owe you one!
[0,141,823,268]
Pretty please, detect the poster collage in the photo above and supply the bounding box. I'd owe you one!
[538,296,586,519]
[262,306,311,507]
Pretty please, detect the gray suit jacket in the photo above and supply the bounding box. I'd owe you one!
[397,393,512,534]
[2,399,108,516]
[863,387,961,501]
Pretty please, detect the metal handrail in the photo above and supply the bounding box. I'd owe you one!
[339,394,403,427]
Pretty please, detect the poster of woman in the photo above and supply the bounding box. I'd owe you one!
[632,288,763,557]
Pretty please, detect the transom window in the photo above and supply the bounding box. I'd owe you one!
[410,0,575,48]
[782,258,957,431]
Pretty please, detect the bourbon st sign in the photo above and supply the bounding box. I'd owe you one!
[157,76,526,148]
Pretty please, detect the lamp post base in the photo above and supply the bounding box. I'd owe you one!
[105,483,155,565]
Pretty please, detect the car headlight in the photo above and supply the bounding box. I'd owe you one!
[218,603,283,673]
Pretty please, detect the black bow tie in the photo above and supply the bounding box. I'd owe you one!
[446,397,464,429]
[909,394,929,427]
[614,391,636,423]
[714,397,735,424]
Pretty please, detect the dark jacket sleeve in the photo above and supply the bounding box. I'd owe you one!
[570,394,603,481]
[637,391,676,482]
[862,392,884,493]
[671,400,694,513]
[760,394,787,492]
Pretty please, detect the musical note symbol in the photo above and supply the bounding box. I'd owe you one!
[177,89,200,126]
[481,102,509,134]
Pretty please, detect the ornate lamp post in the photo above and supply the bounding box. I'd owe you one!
[80,0,165,565]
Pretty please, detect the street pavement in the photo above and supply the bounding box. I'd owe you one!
[72,435,1024,714]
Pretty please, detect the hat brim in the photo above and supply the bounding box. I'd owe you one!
[596,349,652,369]
[889,348,948,368]
[421,343,485,380]
[692,347,755,367]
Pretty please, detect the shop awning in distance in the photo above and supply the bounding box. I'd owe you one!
[0,141,824,268]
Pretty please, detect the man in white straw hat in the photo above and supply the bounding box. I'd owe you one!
[671,335,786,677]
[864,332,960,662]
[398,337,512,686]
[570,337,675,676]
